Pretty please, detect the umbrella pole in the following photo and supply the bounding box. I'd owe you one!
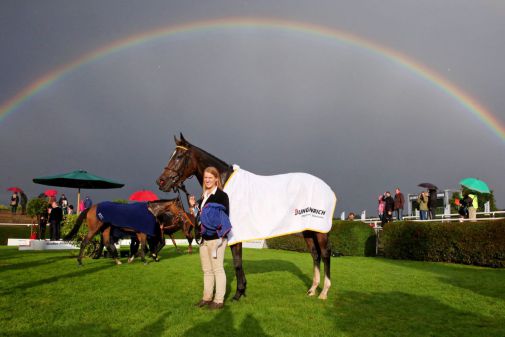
[77,188,81,215]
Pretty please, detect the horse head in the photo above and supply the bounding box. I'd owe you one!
[147,198,194,239]
[157,133,197,192]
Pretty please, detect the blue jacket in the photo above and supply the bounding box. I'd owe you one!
[200,202,232,238]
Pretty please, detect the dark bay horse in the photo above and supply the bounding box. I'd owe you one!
[156,133,334,300]
[157,209,199,255]
[64,199,193,266]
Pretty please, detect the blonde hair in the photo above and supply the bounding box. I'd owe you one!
[202,166,222,195]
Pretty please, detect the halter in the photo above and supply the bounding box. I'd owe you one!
[165,145,192,190]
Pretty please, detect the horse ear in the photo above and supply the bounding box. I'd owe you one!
[180,133,186,142]
[174,135,179,144]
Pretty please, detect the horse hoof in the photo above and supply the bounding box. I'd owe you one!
[115,260,122,265]
[318,293,328,300]
[128,257,134,264]
[307,289,317,297]
[232,290,246,301]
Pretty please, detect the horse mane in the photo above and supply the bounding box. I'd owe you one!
[149,198,179,203]
[186,142,231,170]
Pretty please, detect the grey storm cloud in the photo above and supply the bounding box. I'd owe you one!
[1,0,504,215]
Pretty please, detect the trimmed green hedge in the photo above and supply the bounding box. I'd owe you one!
[382,220,505,267]
[266,220,376,256]
[0,225,37,245]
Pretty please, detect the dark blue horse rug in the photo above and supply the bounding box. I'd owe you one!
[96,202,157,237]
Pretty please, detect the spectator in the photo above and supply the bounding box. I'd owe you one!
[382,191,395,226]
[10,192,19,214]
[38,206,49,240]
[428,189,437,220]
[377,194,385,223]
[48,201,63,241]
[467,192,478,221]
[20,192,28,215]
[59,193,69,215]
[417,191,429,220]
[84,196,93,209]
[347,212,356,221]
[393,188,405,221]
[188,194,199,218]
[68,205,74,215]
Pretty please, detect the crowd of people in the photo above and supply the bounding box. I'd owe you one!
[371,187,479,225]
[376,188,405,226]
[35,193,91,241]
[9,191,27,215]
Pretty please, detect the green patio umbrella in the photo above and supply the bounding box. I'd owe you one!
[33,170,124,212]
[459,177,491,194]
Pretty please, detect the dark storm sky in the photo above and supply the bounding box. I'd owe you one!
[1,0,504,215]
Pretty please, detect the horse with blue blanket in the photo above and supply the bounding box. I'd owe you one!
[64,198,194,266]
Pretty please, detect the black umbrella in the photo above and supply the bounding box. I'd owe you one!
[33,170,124,212]
[418,182,438,190]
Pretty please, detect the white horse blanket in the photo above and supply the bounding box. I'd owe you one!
[224,165,337,245]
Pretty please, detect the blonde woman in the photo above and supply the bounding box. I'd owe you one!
[195,166,231,310]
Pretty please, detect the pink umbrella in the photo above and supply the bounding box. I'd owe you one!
[7,187,23,193]
[129,190,159,202]
[44,189,58,197]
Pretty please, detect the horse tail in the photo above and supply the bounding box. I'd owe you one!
[64,208,90,240]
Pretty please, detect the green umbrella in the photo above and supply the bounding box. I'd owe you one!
[459,177,491,194]
[33,170,124,212]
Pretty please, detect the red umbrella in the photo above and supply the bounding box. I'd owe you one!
[129,190,159,202]
[44,189,58,197]
[7,187,23,193]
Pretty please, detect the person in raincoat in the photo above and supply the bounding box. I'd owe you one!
[417,191,429,220]
[467,193,478,221]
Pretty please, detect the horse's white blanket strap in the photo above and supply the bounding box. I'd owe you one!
[224,165,337,245]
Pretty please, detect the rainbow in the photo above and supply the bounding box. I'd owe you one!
[1,17,504,142]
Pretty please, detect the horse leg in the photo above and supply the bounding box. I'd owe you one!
[230,243,247,300]
[303,231,321,297]
[155,233,166,257]
[187,237,193,254]
[77,231,96,266]
[169,234,180,252]
[316,232,331,300]
[128,235,139,263]
[92,233,105,259]
[146,235,160,262]
[138,233,148,265]
[103,228,121,265]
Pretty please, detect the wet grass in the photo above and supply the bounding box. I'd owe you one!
[1,247,504,336]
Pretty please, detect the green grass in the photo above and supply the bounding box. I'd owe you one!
[1,247,504,337]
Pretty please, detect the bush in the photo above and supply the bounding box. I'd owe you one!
[382,220,505,267]
[329,221,377,256]
[266,220,376,256]
[26,198,48,221]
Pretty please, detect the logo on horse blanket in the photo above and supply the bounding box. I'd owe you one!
[96,201,157,237]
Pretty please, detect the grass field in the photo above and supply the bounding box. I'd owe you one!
[1,247,504,337]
